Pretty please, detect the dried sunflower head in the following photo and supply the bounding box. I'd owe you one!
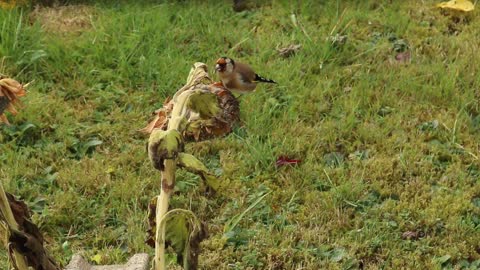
[140,63,239,142]
[0,78,27,125]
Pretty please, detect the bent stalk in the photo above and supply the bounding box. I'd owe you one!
[0,181,29,270]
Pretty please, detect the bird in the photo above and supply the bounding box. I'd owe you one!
[214,57,276,94]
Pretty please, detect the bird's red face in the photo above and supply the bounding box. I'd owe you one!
[215,57,227,73]
[215,57,234,73]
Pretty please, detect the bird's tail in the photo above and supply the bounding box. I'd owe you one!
[254,74,277,84]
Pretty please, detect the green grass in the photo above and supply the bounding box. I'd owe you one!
[1,0,480,269]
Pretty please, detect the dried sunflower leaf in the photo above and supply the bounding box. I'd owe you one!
[186,90,221,119]
[145,197,157,248]
[139,109,168,134]
[148,129,184,170]
[177,153,220,191]
[0,78,27,125]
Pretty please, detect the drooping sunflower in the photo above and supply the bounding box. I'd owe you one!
[0,78,26,125]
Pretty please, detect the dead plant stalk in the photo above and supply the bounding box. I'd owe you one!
[0,181,29,270]
[148,63,238,270]
[154,87,198,270]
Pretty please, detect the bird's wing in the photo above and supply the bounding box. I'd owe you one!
[235,62,256,83]
[254,74,277,84]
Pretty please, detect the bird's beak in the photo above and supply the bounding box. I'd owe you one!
[215,64,221,72]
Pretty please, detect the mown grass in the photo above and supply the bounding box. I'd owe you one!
[1,0,480,269]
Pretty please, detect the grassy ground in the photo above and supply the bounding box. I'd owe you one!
[1,0,480,269]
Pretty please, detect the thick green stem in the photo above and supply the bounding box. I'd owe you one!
[154,87,191,270]
[0,181,29,270]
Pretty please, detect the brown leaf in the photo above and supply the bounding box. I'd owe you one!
[0,78,26,98]
[6,193,61,270]
[145,197,157,248]
[6,192,31,224]
[139,109,168,134]
[139,97,173,134]
[185,221,207,270]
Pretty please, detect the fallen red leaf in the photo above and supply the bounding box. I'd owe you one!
[275,156,302,167]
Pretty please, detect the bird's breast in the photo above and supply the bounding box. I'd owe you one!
[221,77,231,85]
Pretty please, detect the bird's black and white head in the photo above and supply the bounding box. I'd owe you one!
[215,57,235,75]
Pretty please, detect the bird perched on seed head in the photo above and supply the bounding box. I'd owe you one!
[215,57,276,94]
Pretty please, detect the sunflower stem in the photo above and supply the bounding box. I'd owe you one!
[153,70,194,270]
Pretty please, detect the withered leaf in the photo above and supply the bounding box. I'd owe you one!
[148,129,184,171]
[145,196,157,248]
[139,64,239,142]
[0,78,27,125]
[139,97,173,134]
[177,153,220,191]
[145,205,207,270]
[186,90,221,119]
[139,109,168,134]
[5,193,61,270]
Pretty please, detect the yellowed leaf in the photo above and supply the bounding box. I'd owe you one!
[90,254,102,264]
[437,0,474,12]
[148,129,184,170]
[177,153,220,190]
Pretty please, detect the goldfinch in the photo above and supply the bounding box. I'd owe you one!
[215,57,276,94]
